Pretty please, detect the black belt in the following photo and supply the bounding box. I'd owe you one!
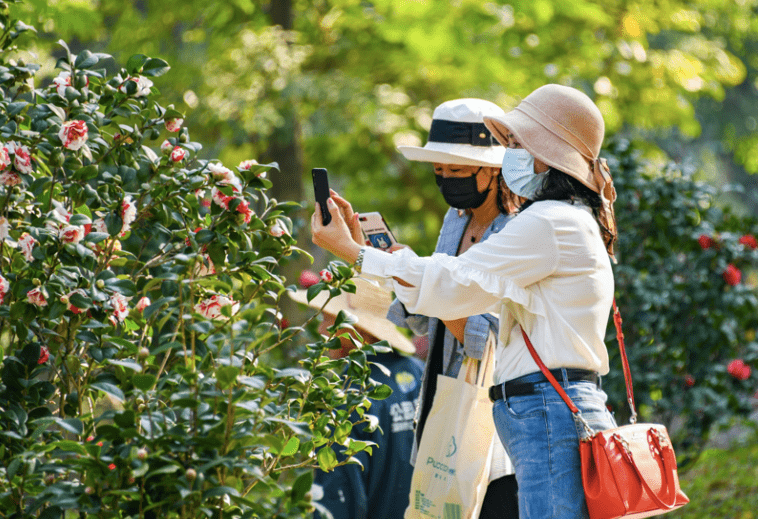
[489,369,598,402]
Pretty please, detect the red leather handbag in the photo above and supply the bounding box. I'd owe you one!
[520,301,689,518]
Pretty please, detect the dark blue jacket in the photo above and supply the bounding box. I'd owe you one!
[314,351,424,519]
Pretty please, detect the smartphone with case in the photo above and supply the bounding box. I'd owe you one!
[358,212,397,250]
[311,168,332,226]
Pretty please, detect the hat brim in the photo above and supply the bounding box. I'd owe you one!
[483,112,598,193]
[398,141,505,167]
[287,288,416,355]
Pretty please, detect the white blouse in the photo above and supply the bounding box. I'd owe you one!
[360,200,614,384]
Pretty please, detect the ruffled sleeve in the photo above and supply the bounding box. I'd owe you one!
[360,209,559,322]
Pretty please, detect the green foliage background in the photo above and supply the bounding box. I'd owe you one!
[3,0,758,516]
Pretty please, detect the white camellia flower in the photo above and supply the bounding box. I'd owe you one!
[121,195,137,235]
[0,217,9,241]
[119,76,154,97]
[194,295,238,320]
[0,274,9,304]
[52,72,73,96]
[58,120,88,151]
[18,232,37,261]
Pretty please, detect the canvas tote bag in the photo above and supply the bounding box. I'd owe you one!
[404,340,496,519]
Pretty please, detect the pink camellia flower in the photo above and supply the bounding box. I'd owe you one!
[108,463,116,471]
[298,270,320,288]
[194,295,238,320]
[727,359,751,380]
[723,264,742,286]
[86,435,94,442]
[109,293,131,323]
[319,269,333,283]
[208,163,242,191]
[0,170,22,187]
[0,144,10,170]
[698,234,715,250]
[0,273,9,304]
[237,159,258,170]
[27,287,47,307]
[118,76,153,97]
[38,346,49,364]
[269,221,286,237]
[211,188,234,210]
[135,296,151,312]
[52,72,73,96]
[0,217,8,242]
[160,140,173,155]
[738,234,758,250]
[58,120,88,151]
[60,225,85,244]
[165,118,183,133]
[194,253,216,277]
[236,198,254,224]
[170,146,186,163]
[10,142,33,174]
[121,195,137,236]
[64,289,87,314]
[18,232,37,261]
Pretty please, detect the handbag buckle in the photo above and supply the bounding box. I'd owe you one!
[575,412,595,438]
[612,433,632,457]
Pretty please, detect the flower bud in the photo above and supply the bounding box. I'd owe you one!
[44,474,55,485]
[128,476,136,484]
[32,278,41,286]
[96,279,105,289]
[138,347,150,359]
[60,295,69,304]
[137,448,148,460]
[185,468,197,481]
[85,486,95,495]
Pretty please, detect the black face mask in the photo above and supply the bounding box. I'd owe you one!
[435,168,492,210]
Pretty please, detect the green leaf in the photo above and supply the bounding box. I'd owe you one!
[280,436,300,457]
[126,54,149,74]
[107,359,143,372]
[142,58,171,77]
[132,373,156,391]
[75,50,99,69]
[216,366,239,389]
[368,384,392,400]
[88,381,125,402]
[202,486,240,499]
[291,470,313,502]
[316,446,338,472]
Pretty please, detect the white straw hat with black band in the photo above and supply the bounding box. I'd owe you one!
[398,98,506,167]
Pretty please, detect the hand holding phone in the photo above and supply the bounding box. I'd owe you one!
[311,168,331,226]
[358,212,398,250]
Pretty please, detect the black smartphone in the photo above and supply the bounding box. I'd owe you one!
[311,168,332,226]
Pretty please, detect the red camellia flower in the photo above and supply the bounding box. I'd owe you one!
[236,198,254,223]
[738,234,758,249]
[723,264,742,286]
[165,118,183,133]
[38,346,49,364]
[58,120,88,151]
[684,375,695,387]
[298,270,320,288]
[727,359,751,380]
[108,463,117,470]
[0,144,10,170]
[698,234,716,250]
[27,287,47,307]
[319,269,333,283]
[170,146,186,163]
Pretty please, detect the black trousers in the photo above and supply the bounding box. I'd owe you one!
[479,474,519,519]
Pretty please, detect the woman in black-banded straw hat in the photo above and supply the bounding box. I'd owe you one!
[393,98,521,518]
[312,84,619,518]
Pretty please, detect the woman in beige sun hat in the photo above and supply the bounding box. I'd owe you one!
[311,83,619,518]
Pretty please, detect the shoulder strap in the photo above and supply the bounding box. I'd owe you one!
[520,300,637,422]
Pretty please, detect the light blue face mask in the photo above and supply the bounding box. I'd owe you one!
[501,148,546,199]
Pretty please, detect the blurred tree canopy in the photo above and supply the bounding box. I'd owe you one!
[8,0,758,255]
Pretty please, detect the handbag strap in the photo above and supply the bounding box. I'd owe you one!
[520,299,638,424]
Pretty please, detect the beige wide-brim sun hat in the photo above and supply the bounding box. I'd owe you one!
[482,84,606,194]
[398,98,507,167]
[287,277,415,355]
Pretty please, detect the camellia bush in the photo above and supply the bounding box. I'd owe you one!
[0,3,389,518]
[604,139,758,467]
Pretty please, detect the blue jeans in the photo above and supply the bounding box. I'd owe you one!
[492,371,617,519]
